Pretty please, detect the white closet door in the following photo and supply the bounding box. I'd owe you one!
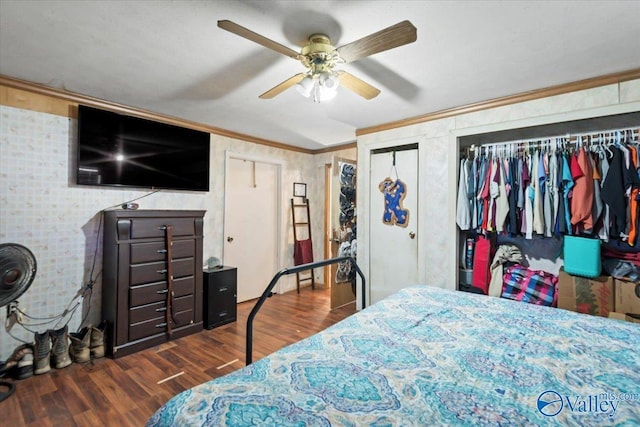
[224,157,279,302]
[369,148,419,303]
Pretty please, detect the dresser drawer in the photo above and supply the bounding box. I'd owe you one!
[172,257,194,278]
[174,276,194,298]
[173,294,193,313]
[130,258,194,285]
[129,300,166,324]
[131,240,195,263]
[130,242,166,264]
[129,317,165,341]
[130,261,168,285]
[130,218,196,239]
[130,282,167,307]
[173,307,194,327]
[129,294,193,326]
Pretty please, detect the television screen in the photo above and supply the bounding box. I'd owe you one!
[77,105,210,191]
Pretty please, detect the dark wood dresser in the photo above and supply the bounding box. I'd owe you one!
[102,209,205,358]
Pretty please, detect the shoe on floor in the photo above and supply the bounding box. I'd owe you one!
[0,344,33,379]
[70,326,91,363]
[34,330,51,375]
[90,321,106,359]
[50,326,72,369]
[15,351,33,380]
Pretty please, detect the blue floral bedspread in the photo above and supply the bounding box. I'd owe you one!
[147,285,640,426]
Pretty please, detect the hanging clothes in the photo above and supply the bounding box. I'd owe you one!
[570,147,594,232]
[532,151,545,235]
[507,157,519,235]
[456,158,471,230]
[602,147,629,238]
[495,158,510,232]
[458,128,638,244]
[561,154,574,235]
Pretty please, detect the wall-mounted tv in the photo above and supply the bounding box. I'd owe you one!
[77,105,210,191]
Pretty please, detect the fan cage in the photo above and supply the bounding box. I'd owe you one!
[0,243,37,308]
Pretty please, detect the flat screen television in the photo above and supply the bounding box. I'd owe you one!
[77,105,210,191]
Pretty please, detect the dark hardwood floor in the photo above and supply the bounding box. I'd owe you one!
[1,286,356,426]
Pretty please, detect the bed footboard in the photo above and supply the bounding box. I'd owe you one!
[246,256,365,364]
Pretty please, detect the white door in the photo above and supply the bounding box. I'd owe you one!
[369,147,419,303]
[224,157,279,302]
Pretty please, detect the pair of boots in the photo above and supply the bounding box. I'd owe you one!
[34,326,72,374]
[33,321,105,374]
[69,321,106,363]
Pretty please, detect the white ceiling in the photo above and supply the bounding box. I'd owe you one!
[1,1,639,151]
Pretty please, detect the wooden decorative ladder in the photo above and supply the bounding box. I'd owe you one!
[291,198,315,293]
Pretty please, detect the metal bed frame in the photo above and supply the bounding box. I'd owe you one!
[245,256,366,364]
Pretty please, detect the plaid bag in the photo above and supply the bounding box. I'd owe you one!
[501,265,558,307]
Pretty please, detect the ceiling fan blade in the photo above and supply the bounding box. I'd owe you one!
[218,20,300,60]
[259,73,305,99]
[338,72,381,100]
[336,20,417,63]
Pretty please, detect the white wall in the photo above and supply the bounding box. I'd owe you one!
[357,79,640,304]
[0,104,355,359]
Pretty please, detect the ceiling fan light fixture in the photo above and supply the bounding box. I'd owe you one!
[296,72,339,103]
[295,75,314,98]
[319,71,339,90]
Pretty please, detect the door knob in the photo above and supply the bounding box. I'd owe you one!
[227,236,234,242]
[409,231,416,239]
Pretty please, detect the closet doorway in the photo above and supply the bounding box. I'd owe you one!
[224,155,281,303]
[327,158,357,309]
[369,144,419,303]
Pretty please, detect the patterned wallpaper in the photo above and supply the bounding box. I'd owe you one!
[0,104,355,359]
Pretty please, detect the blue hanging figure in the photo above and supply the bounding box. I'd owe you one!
[379,177,410,227]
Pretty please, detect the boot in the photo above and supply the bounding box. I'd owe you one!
[69,326,91,363]
[90,321,106,359]
[50,326,72,369]
[34,330,51,375]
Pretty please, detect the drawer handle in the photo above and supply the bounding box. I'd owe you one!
[219,287,228,292]
[156,249,168,254]
[157,226,167,230]
[155,322,167,328]
[155,307,167,312]
[218,312,228,317]
[157,269,167,274]
[156,289,168,294]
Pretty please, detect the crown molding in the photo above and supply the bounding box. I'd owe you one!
[0,75,328,154]
[357,68,640,136]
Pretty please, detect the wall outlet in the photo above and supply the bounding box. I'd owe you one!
[6,301,18,318]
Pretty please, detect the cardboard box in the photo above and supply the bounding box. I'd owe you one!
[608,312,640,324]
[557,269,614,317]
[614,279,640,316]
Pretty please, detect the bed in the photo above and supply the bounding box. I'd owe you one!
[147,285,640,426]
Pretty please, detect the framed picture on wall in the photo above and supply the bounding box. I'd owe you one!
[293,182,307,198]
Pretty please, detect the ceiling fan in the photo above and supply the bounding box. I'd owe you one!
[217,19,417,102]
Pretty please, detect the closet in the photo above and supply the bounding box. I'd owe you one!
[456,111,640,304]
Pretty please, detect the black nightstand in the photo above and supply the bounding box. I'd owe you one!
[203,266,237,329]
